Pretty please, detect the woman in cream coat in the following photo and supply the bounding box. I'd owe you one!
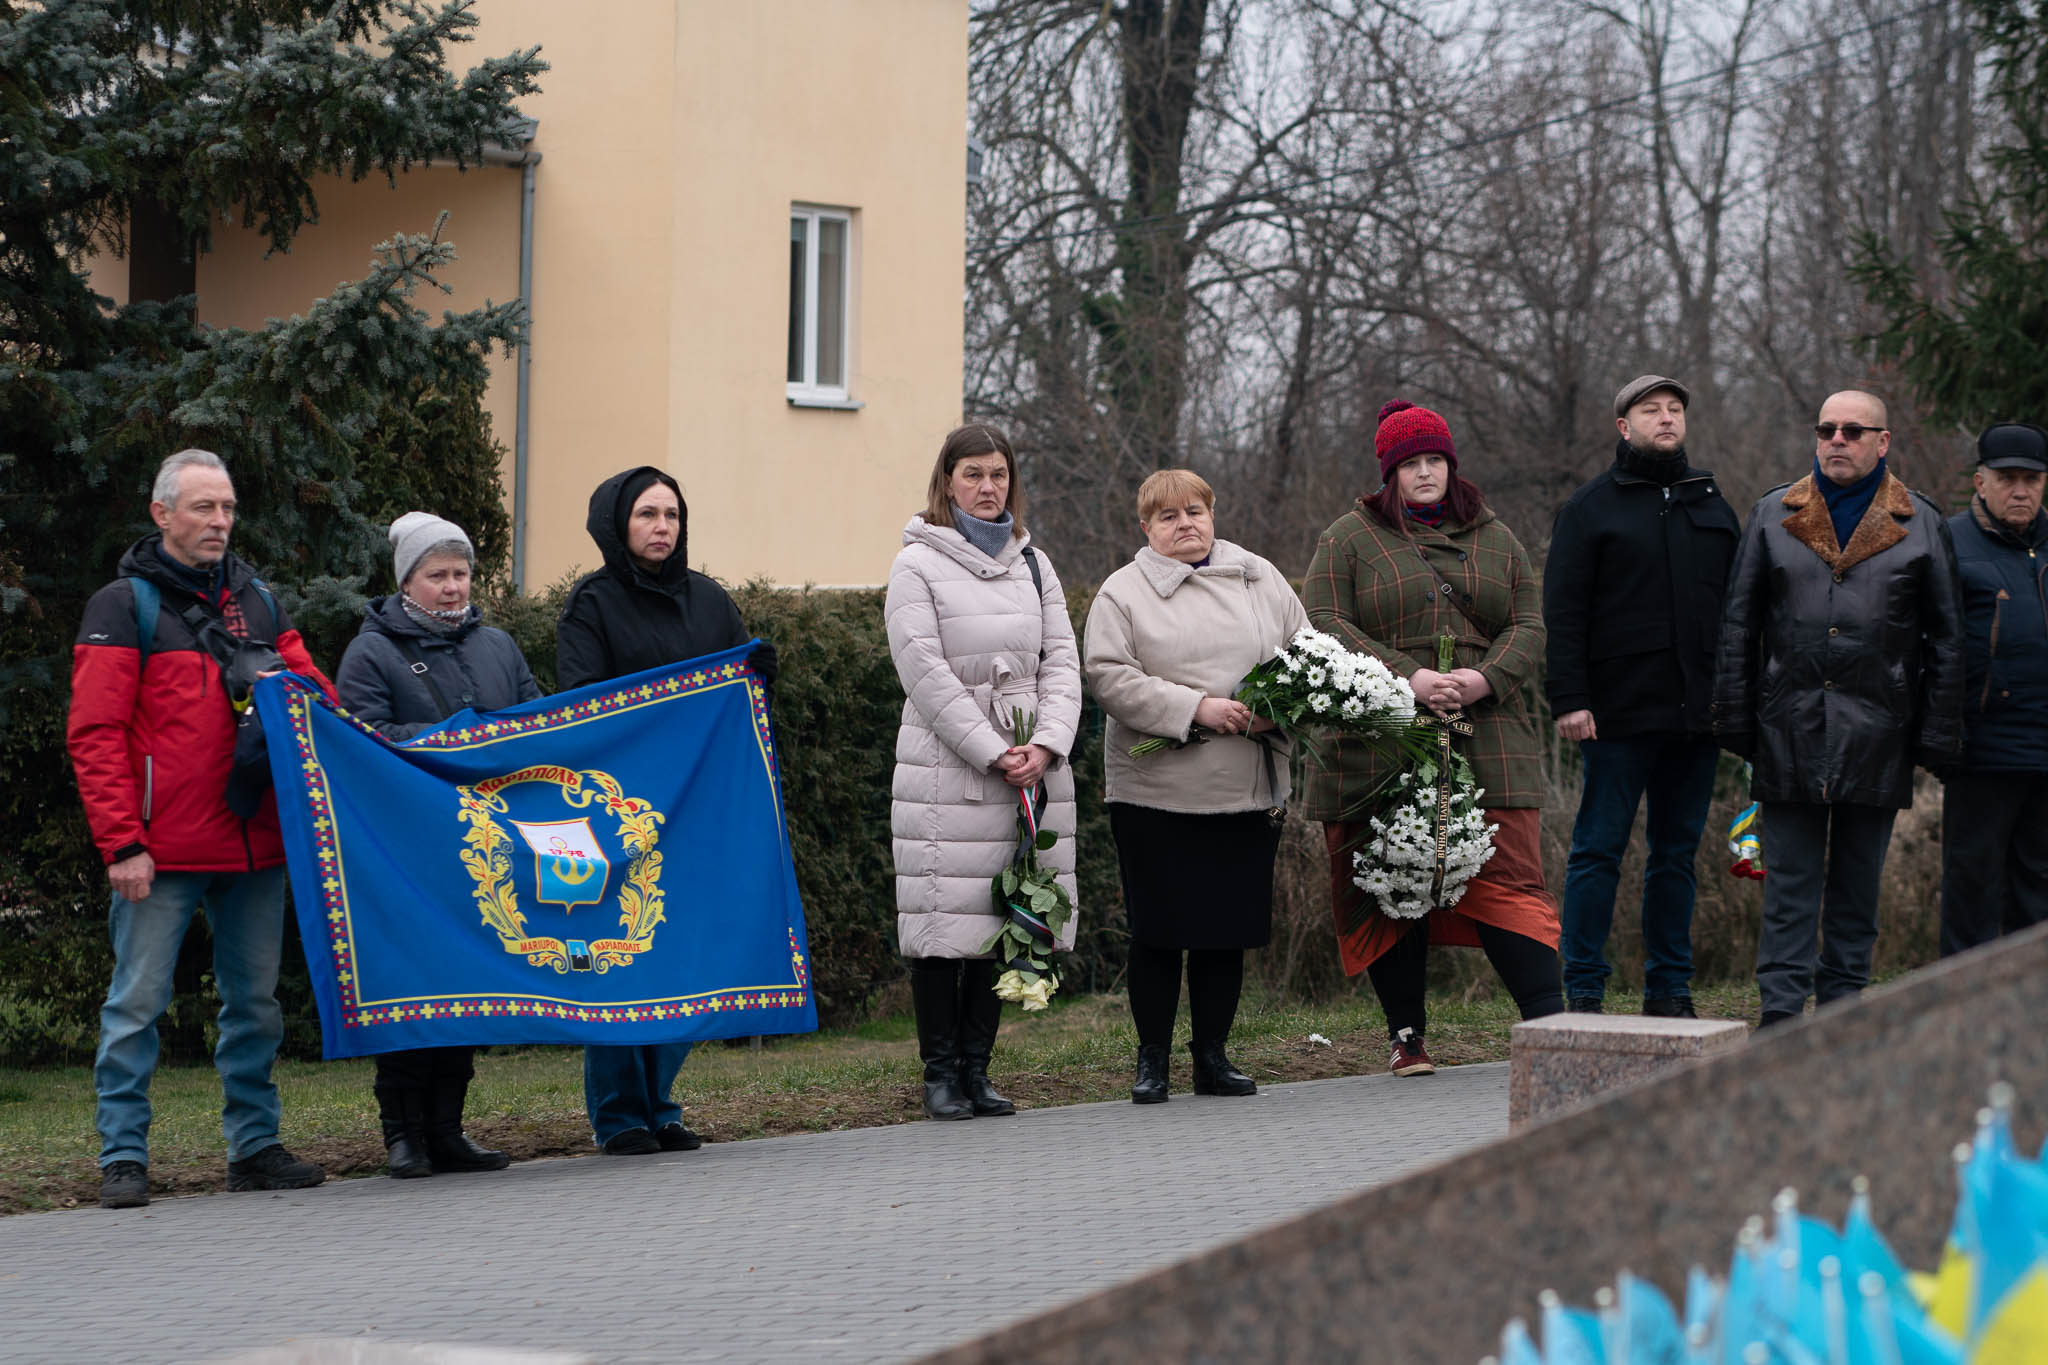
[885,423,1083,1121]
[1085,469,1309,1103]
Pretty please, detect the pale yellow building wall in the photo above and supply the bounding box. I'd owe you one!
[90,0,967,592]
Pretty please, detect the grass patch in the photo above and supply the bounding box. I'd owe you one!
[0,981,1763,1215]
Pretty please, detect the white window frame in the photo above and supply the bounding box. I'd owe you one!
[787,204,858,408]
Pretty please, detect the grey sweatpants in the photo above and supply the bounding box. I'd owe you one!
[1756,801,1898,1018]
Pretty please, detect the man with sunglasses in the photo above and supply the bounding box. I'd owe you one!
[1711,390,1964,1027]
[1939,422,2048,955]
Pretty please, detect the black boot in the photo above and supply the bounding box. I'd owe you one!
[1131,1043,1170,1104]
[1189,1040,1256,1096]
[908,958,973,1120]
[956,960,1016,1116]
[377,1089,433,1180]
[424,1068,509,1173]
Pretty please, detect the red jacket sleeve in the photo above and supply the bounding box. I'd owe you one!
[277,628,336,703]
[68,584,146,863]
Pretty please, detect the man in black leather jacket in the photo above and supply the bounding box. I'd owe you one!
[1711,390,1965,1026]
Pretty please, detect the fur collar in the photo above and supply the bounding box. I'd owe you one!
[1780,472,1914,573]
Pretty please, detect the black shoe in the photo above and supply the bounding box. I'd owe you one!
[601,1127,662,1156]
[1642,995,1698,1019]
[426,1129,509,1173]
[1756,1009,1800,1031]
[1566,997,1604,1013]
[1189,1040,1256,1096]
[1131,1043,1170,1104]
[921,1064,975,1120]
[424,1070,508,1171]
[959,1061,1016,1117]
[386,1133,434,1179]
[99,1160,149,1209]
[657,1122,704,1152]
[227,1144,325,1191]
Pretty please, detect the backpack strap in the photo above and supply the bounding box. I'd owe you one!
[130,578,160,661]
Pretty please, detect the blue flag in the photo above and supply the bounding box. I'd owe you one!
[257,642,817,1058]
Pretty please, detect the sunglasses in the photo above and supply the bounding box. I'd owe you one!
[1815,423,1887,442]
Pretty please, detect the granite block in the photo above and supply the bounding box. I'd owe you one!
[1509,1014,1748,1127]
[920,921,2048,1365]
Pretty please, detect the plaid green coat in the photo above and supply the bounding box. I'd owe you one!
[1300,500,1547,816]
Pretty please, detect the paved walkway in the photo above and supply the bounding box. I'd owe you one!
[1,1063,1507,1364]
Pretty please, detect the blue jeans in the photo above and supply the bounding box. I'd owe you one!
[95,866,288,1167]
[1559,736,1720,1002]
[584,1043,694,1143]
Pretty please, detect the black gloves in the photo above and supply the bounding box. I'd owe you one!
[747,640,779,686]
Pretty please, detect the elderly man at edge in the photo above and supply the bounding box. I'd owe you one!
[67,448,333,1208]
[1711,390,1964,1026]
[1939,422,2048,955]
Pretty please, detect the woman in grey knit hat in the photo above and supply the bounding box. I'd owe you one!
[334,513,542,1179]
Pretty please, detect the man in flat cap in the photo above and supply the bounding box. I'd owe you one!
[1544,375,1741,1016]
[1940,422,2048,954]
[1712,390,1964,1025]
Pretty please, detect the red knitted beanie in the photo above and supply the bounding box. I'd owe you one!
[1374,399,1457,484]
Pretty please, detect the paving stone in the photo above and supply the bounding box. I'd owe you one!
[1,1064,1506,1364]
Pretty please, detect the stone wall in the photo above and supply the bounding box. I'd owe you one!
[923,923,2048,1365]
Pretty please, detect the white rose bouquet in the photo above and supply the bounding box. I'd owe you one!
[979,709,1071,1011]
[1129,627,1420,756]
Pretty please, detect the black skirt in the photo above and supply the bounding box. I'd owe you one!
[1108,803,1283,950]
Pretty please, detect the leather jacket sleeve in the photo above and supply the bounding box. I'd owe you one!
[1710,506,1769,752]
[1914,513,1967,763]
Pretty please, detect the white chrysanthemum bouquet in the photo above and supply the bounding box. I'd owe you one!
[1129,627,1418,756]
[1349,756,1497,919]
[1347,632,1497,922]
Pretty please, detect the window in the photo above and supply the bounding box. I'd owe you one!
[787,205,855,406]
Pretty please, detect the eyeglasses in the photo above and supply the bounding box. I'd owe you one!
[1815,423,1887,442]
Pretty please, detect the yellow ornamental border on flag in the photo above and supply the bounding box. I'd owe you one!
[454,765,666,974]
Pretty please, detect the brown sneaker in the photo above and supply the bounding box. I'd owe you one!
[1389,1028,1436,1077]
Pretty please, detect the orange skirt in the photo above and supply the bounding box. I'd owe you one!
[1325,807,1560,977]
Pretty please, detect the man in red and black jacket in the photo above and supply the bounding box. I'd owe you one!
[67,448,337,1209]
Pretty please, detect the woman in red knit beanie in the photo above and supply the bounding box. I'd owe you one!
[1299,400,1564,1076]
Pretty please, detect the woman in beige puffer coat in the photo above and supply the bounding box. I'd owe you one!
[885,423,1083,1121]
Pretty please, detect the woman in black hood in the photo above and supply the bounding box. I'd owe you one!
[556,467,777,1155]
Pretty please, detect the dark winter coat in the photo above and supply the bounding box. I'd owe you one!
[1949,500,2048,773]
[555,467,750,691]
[335,596,542,740]
[67,536,334,871]
[1301,500,1548,814]
[1543,442,1741,738]
[1710,472,1966,807]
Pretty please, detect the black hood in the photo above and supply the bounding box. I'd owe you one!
[357,593,481,642]
[586,466,689,591]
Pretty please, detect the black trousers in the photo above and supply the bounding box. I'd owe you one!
[1365,919,1563,1038]
[1940,772,2048,956]
[374,1046,476,1117]
[1756,801,1896,1016]
[1127,942,1244,1049]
